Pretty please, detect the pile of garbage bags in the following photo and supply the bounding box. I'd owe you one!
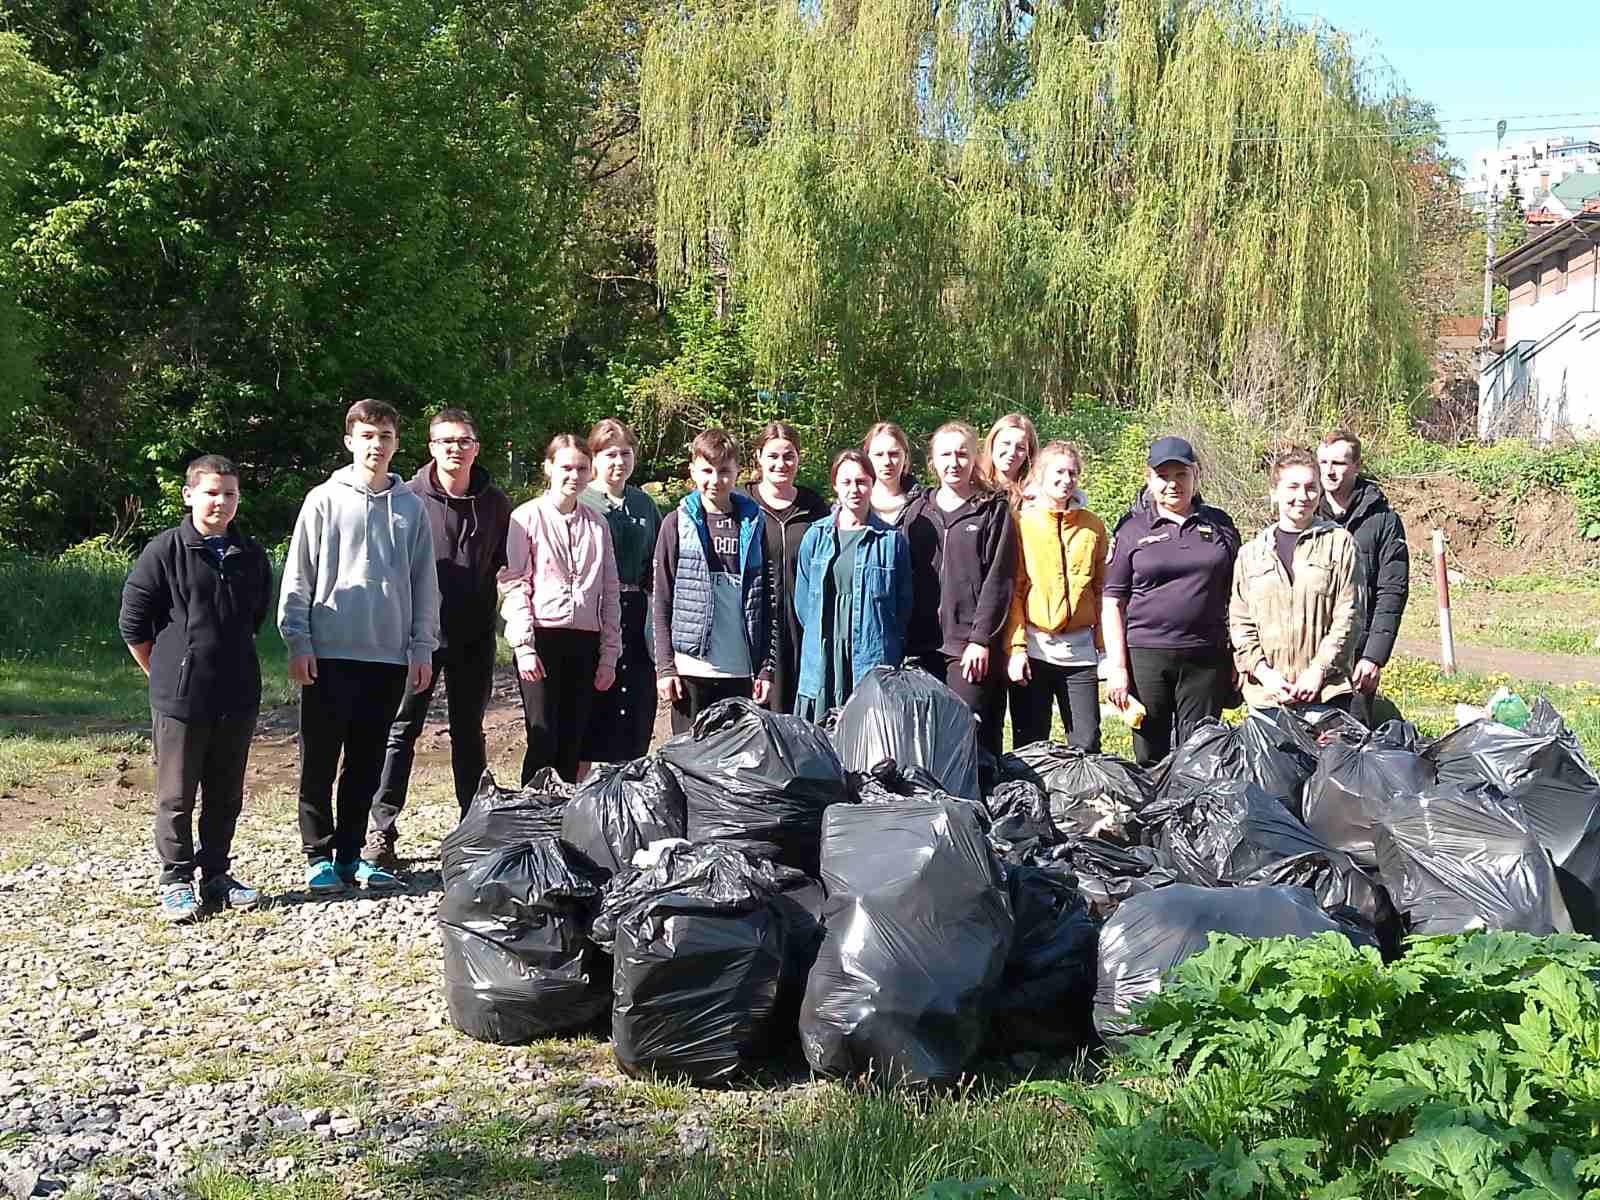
[436,667,1600,1086]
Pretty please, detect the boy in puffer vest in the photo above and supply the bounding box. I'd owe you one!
[652,429,775,733]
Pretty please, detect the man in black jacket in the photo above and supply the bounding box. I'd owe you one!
[120,454,273,922]
[1318,430,1410,725]
[364,408,512,867]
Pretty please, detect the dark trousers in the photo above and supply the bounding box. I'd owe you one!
[1012,660,1101,752]
[517,628,600,785]
[152,708,256,885]
[367,633,496,850]
[1127,646,1229,767]
[584,592,657,763]
[298,659,409,864]
[917,650,1006,758]
[669,674,753,735]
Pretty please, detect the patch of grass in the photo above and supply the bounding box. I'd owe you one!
[187,1167,340,1200]
[260,1067,370,1113]
[623,1079,695,1112]
[0,1130,33,1151]
[0,723,149,792]
[1380,657,1600,755]
[166,1053,256,1088]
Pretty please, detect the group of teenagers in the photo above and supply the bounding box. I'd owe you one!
[117,398,1410,923]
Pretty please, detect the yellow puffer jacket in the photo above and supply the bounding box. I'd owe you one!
[1004,505,1108,656]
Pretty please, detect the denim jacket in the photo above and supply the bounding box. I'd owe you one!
[793,512,912,699]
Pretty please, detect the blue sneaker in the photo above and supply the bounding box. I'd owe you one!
[306,860,345,894]
[352,859,403,892]
[201,874,261,911]
[159,882,201,923]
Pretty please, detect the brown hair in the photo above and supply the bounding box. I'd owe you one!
[185,454,239,487]
[587,418,637,456]
[830,448,875,485]
[690,428,739,469]
[1319,428,1363,464]
[979,413,1040,505]
[1030,440,1083,486]
[345,398,399,434]
[544,433,590,462]
[1268,445,1319,487]
[862,421,910,457]
[753,421,801,458]
[429,407,478,437]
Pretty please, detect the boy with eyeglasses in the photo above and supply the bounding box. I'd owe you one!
[364,408,511,866]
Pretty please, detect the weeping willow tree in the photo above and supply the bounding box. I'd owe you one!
[640,0,1428,414]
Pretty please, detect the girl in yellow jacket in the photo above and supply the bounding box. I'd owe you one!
[1004,441,1108,751]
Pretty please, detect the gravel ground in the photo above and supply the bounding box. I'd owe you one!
[0,766,826,1200]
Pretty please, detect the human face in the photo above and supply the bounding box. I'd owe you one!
[834,461,872,519]
[1039,453,1080,507]
[758,438,799,487]
[1274,464,1321,529]
[429,421,479,477]
[990,428,1029,483]
[866,433,905,491]
[690,454,737,510]
[931,432,974,490]
[544,446,592,499]
[183,473,239,536]
[593,443,635,489]
[1147,463,1196,514]
[345,420,398,477]
[1316,440,1359,501]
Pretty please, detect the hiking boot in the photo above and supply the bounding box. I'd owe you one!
[306,859,345,894]
[201,874,261,911]
[352,859,404,892]
[363,840,401,873]
[159,881,201,924]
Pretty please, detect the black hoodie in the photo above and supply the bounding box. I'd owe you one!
[1320,475,1409,666]
[409,462,513,650]
[901,488,1018,657]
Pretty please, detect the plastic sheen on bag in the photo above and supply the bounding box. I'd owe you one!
[801,796,1014,1086]
[441,770,570,888]
[593,841,806,1083]
[1302,721,1435,868]
[438,837,610,1044]
[1094,884,1377,1038]
[984,779,1060,858]
[988,862,1099,1052]
[561,757,687,877]
[1374,781,1574,936]
[831,665,982,801]
[1150,709,1321,819]
[1012,838,1180,920]
[658,698,848,874]
[999,742,1153,841]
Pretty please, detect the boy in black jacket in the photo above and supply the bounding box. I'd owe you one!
[119,455,273,922]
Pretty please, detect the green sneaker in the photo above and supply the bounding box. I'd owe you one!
[352,859,403,892]
[306,860,345,894]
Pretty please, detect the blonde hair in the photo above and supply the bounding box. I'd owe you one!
[979,413,1040,507]
[544,433,589,462]
[928,421,983,488]
[1029,440,1083,492]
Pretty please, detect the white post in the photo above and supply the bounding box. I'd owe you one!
[1433,529,1456,677]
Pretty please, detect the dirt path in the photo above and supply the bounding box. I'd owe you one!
[1393,634,1598,687]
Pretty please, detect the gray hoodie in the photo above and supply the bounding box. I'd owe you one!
[277,466,440,667]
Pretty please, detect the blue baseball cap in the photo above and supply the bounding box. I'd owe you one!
[1147,436,1198,468]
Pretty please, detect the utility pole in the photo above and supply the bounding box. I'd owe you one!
[1481,119,1508,344]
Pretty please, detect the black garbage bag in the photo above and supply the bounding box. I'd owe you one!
[438,837,610,1044]
[1374,782,1574,936]
[1013,838,1179,919]
[832,666,981,801]
[592,841,804,1083]
[561,757,687,877]
[1156,781,1397,939]
[985,779,1060,858]
[657,698,847,874]
[848,759,958,805]
[1094,884,1377,1038]
[988,862,1099,1052]
[1302,721,1435,868]
[442,771,569,888]
[801,796,1013,1086]
[1150,710,1321,819]
[1000,742,1152,840]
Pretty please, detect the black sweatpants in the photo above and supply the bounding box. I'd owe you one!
[1127,646,1229,767]
[1012,660,1101,753]
[517,628,600,785]
[917,650,1006,759]
[367,632,496,851]
[298,659,409,864]
[669,674,753,735]
[584,592,657,763]
[152,708,256,885]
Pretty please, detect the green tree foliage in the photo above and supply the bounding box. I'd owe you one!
[640,0,1431,415]
[0,33,56,419]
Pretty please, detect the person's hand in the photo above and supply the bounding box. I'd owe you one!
[1290,665,1325,703]
[409,661,433,694]
[1007,652,1030,686]
[657,675,683,702]
[752,678,772,705]
[595,664,616,692]
[960,642,989,683]
[516,651,545,684]
[1256,666,1293,706]
[1351,658,1382,695]
[1105,663,1130,709]
[288,655,317,686]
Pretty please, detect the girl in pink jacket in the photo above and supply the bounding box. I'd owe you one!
[499,435,622,784]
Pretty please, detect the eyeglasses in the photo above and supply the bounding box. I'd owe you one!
[431,437,479,448]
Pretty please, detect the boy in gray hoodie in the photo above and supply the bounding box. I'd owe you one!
[278,399,440,894]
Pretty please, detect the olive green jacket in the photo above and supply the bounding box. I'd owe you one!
[1229,522,1359,707]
